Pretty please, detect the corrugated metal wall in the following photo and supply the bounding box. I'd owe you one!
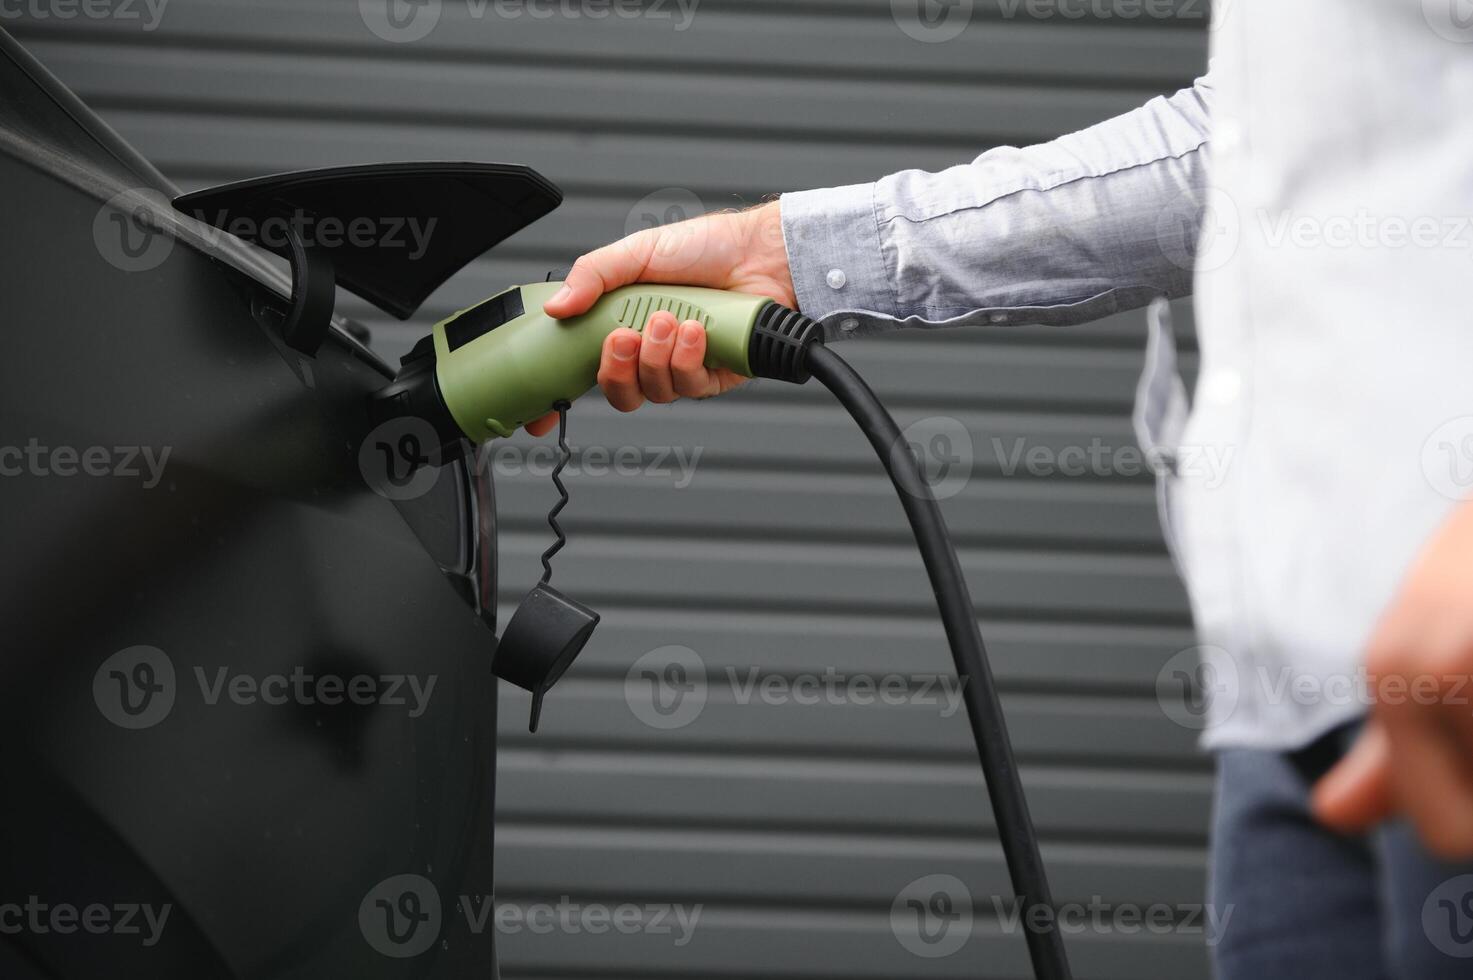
[9,2,1211,976]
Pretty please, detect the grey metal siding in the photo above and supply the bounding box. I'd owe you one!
[10,3,1210,976]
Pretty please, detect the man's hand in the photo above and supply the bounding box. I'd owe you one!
[1314,497,1473,857]
[524,201,795,436]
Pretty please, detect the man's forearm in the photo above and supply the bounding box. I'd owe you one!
[780,71,1215,335]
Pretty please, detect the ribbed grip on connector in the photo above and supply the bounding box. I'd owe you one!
[747,303,823,383]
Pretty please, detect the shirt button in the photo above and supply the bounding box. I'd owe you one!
[1201,369,1243,405]
[826,268,847,290]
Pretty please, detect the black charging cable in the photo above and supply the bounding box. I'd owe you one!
[805,343,1073,980]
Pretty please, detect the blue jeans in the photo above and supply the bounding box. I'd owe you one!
[1210,724,1473,979]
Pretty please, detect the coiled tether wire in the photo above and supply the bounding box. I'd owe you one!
[538,400,573,585]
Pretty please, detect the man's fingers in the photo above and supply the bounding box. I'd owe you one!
[671,320,716,398]
[638,312,680,404]
[524,412,559,437]
[544,233,655,319]
[597,328,645,413]
[1384,694,1473,858]
[1312,722,1394,833]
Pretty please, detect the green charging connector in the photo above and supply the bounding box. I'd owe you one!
[435,281,773,441]
[369,279,822,465]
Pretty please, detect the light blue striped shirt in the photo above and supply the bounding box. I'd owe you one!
[780,0,1473,750]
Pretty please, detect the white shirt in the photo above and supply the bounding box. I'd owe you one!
[779,0,1473,749]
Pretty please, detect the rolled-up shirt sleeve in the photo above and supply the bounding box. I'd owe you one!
[779,72,1214,338]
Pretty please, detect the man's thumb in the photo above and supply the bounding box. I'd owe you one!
[544,235,655,319]
[543,269,598,319]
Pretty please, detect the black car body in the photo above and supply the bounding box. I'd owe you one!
[0,28,515,978]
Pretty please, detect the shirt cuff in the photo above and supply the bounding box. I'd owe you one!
[779,182,895,323]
